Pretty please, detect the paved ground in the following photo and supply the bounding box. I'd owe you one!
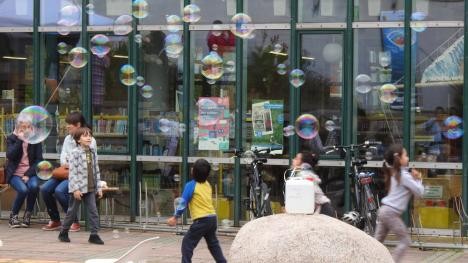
[0,221,468,262]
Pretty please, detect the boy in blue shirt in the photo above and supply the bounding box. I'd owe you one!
[167,159,226,263]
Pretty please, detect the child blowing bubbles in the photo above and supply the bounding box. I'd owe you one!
[167,159,227,263]
[375,144,424,263]
[58,127,104,245]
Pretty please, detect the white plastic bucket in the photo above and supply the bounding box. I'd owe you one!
[285,177,315,214]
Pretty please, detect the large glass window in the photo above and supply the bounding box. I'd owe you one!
[245,0,290,23]
[41,0,83,26]
[412,0,464,21]
[244,30,290,157]
[0,33,33,151]
[189,30,236,157]
[138,30,183,156]
[299,33,343,154]
[0,0,33,27]
[354,28,404,158]
[412,27,463,163]
[91,34,129,154]
[98,161,131,222]
[355,0,404,22]
[298,0,346,22]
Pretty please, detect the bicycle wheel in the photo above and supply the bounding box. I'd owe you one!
[248,181,258,220]
[360,189,377,235]
[259,182,272,217]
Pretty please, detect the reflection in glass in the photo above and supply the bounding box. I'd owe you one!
[354,29,404,158]
[355,0,404,22]
[90,34,129,154]
[0,0,33,26]
[412,28,463,163]
[298,0,346,23]
[189,30,236,157]
[138,31,182,156]
[299,34,343,154]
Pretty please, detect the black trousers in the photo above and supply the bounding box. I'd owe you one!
[320,202,336,217]
[181,216,226,263]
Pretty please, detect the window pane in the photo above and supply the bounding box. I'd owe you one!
[412,168,461,230]
[0,33,33,151]
[138,31,183,156]
[41,0,83,26]
[412,0,464,21]
[0,0,33,26]
[139,0,182,25]
[192,0,233,24]
[245,30,290,157]
[91,34,129,154]
[354,28,404,158]
[299,33,343,154]
[412,28,463,162]
[298,0,346,22]
[355,0,404,22]
[189,30,236,157]
[41,32,82,154]
[89,0,130,26]
[245,0,290,23]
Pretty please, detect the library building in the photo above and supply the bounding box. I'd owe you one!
[0,0,468,235]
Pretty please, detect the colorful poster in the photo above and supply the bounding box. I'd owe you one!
[197,97,230,150]
[251,100,284,154]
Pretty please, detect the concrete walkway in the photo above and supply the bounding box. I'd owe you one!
[0,221,467,262]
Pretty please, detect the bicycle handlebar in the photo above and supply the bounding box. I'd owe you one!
[223,146,281,158]
[324,140,382,154]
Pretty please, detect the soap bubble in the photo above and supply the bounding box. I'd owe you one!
[173,174,180,182]
[207,79,216,85]
[283,125,295,137]
[140,85,153,99]
[323,43,342,63]
[289,69,305,88]
[324,120,336,132]
[277,64,287,75]
[112,229,120,239]
[201,51,224,80]
[295,114,319,140]
[225,60,235,73]
[183,4,201,23]
[136,76,145,86]
[36,161,53,180]
[132,0,149,19]
[365,151,373,161]
[231,13,254,39]
[159,118,171,133]
[68,47,88,69]
[57,26,71,36]
[179,123,186,134]
[273,43,282,53]
[164,33,183,57]
[411,11,427,32]
[355,74,372,94]
[212,162,219,171]
[134,34,142,44]
[379,83,397,103]
[166,15,182,33]
[113,15,133,36]
[85,3,95,15]
[57,42,68,55]
[174,197,186,211]
[58,5,80,27]
[90,34,111,58]
[443,116,463,139]
[119,64,137,86]
[16,105,53,144]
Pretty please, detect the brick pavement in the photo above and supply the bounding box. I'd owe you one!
[0,221,468,262]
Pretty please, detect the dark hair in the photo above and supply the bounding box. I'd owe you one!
[65,111,88,128]
[192,159,211,183]
[300,151,319,167]
[383,144,404,191]
[73,127,93,144]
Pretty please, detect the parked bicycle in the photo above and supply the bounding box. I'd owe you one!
[224,147,273,220]
[325,141,381,235]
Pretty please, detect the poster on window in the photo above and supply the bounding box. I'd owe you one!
[251,100,283,154]
[197,97,230,151]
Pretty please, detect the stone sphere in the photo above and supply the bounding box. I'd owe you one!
[229,213,393,263]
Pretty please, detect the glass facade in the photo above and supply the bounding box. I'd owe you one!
[0,0,466,234]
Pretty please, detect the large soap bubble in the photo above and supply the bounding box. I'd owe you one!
[183,4,201,23]
[140,85,153,99]
[90,34,111,58]
[379,84,397,103]
[120,64,137,86]
[231,13,255,39]
[132,0,149,19]
[16,105,53,144]
[36,161,53,180]
[355,74,372,94]
[68,47,88,69]
[113,15,133,36]
[58,5,80,27]
[295,114,319,140]
[166,15,182,33]
[289,69,305,88]
[201,51,224,80]
[443,116,463,139]
[164,33,183,57]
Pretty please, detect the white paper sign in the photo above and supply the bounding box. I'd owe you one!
[106,0,131,16]
[274,0,286,16]
[226,0,236,16]
[368,0,381,17]
[320,0,333,17]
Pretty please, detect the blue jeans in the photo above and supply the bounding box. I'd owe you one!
[41,178,71,221]
[9,175,39,215]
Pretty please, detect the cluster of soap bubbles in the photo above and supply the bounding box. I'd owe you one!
[283,114,320,140]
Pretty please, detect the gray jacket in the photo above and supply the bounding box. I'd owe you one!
[68,146,102,194]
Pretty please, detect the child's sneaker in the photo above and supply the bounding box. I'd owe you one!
[58,231,70,242]
[70,222,81,232]
[8,214,21,228]
[42,220,62,231]
[21,211,31,228]
[88,234,104,245]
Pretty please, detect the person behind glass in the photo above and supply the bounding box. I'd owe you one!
[58,127,104,245]
[207,20,235,56]
[41,112,97,231]
[6,115,43,228]
[374,144,424,263]
[167,159,227,263]
[291,151,335,217]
